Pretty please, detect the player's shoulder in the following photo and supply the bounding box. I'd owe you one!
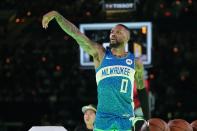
[94,43,106,53]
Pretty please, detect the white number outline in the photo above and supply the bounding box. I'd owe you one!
[120,79,128,93]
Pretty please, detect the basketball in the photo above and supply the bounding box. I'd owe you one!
[141,118,170,131]
[168,119,193,131]
[191,120,197,131]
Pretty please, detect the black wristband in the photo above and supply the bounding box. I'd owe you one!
[137,88,151,120]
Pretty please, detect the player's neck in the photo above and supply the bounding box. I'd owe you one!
[111,46,127,58]
[86,124,94,130]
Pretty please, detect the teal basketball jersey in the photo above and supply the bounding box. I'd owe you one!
[95,47,136,119]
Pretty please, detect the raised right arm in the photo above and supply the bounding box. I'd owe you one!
[42,11,105,67]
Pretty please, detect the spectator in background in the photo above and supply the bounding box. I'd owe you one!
[74,104,97,131]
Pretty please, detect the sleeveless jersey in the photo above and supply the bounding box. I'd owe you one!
[95,47,136,118]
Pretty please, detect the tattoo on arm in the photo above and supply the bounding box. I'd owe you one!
[54,14,97,56]
[135,59,145,90]
[136,78,145,90]
[55,15,79,37]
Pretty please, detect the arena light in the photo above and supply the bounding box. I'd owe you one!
[142,26,147,34]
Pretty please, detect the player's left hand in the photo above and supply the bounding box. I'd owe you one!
[141,121,150,131]
[133,117,150,131]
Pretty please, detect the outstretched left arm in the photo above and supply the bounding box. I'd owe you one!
[134,59,150,121]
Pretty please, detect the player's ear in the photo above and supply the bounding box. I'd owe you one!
[126,30,130,42]
[128,31,130,41]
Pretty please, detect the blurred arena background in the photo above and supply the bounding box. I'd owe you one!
[0,0,197,131]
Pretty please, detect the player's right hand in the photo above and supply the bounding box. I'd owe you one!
[42,11,57,29]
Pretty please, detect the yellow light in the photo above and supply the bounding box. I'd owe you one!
[27,11,31,16]
[15,18,20,23]
[173,47,179,53]
[134,42,142,57]
[149,74,154,79]
[142,26,147,34]
[6,58,11,64]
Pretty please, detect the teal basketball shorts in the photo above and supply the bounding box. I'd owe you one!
[94,113,133,131]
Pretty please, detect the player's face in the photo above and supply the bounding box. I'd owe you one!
[110,25,129,48]
[84,109,96,125]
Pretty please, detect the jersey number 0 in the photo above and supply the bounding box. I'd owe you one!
[120,79,128,93]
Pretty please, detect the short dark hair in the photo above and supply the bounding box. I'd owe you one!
[116,24,130,32]
[116,24,131,40]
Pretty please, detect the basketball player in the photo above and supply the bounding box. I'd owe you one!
[42,11,150,131]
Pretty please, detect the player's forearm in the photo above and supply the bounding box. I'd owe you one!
[54,12,80,38]
[53,12,96,56]
[136,78,145,90]
[135,77,150,120]
[137,88,151,120]
[135,59,150,120]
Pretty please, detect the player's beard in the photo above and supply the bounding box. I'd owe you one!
[109,40,121,48]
